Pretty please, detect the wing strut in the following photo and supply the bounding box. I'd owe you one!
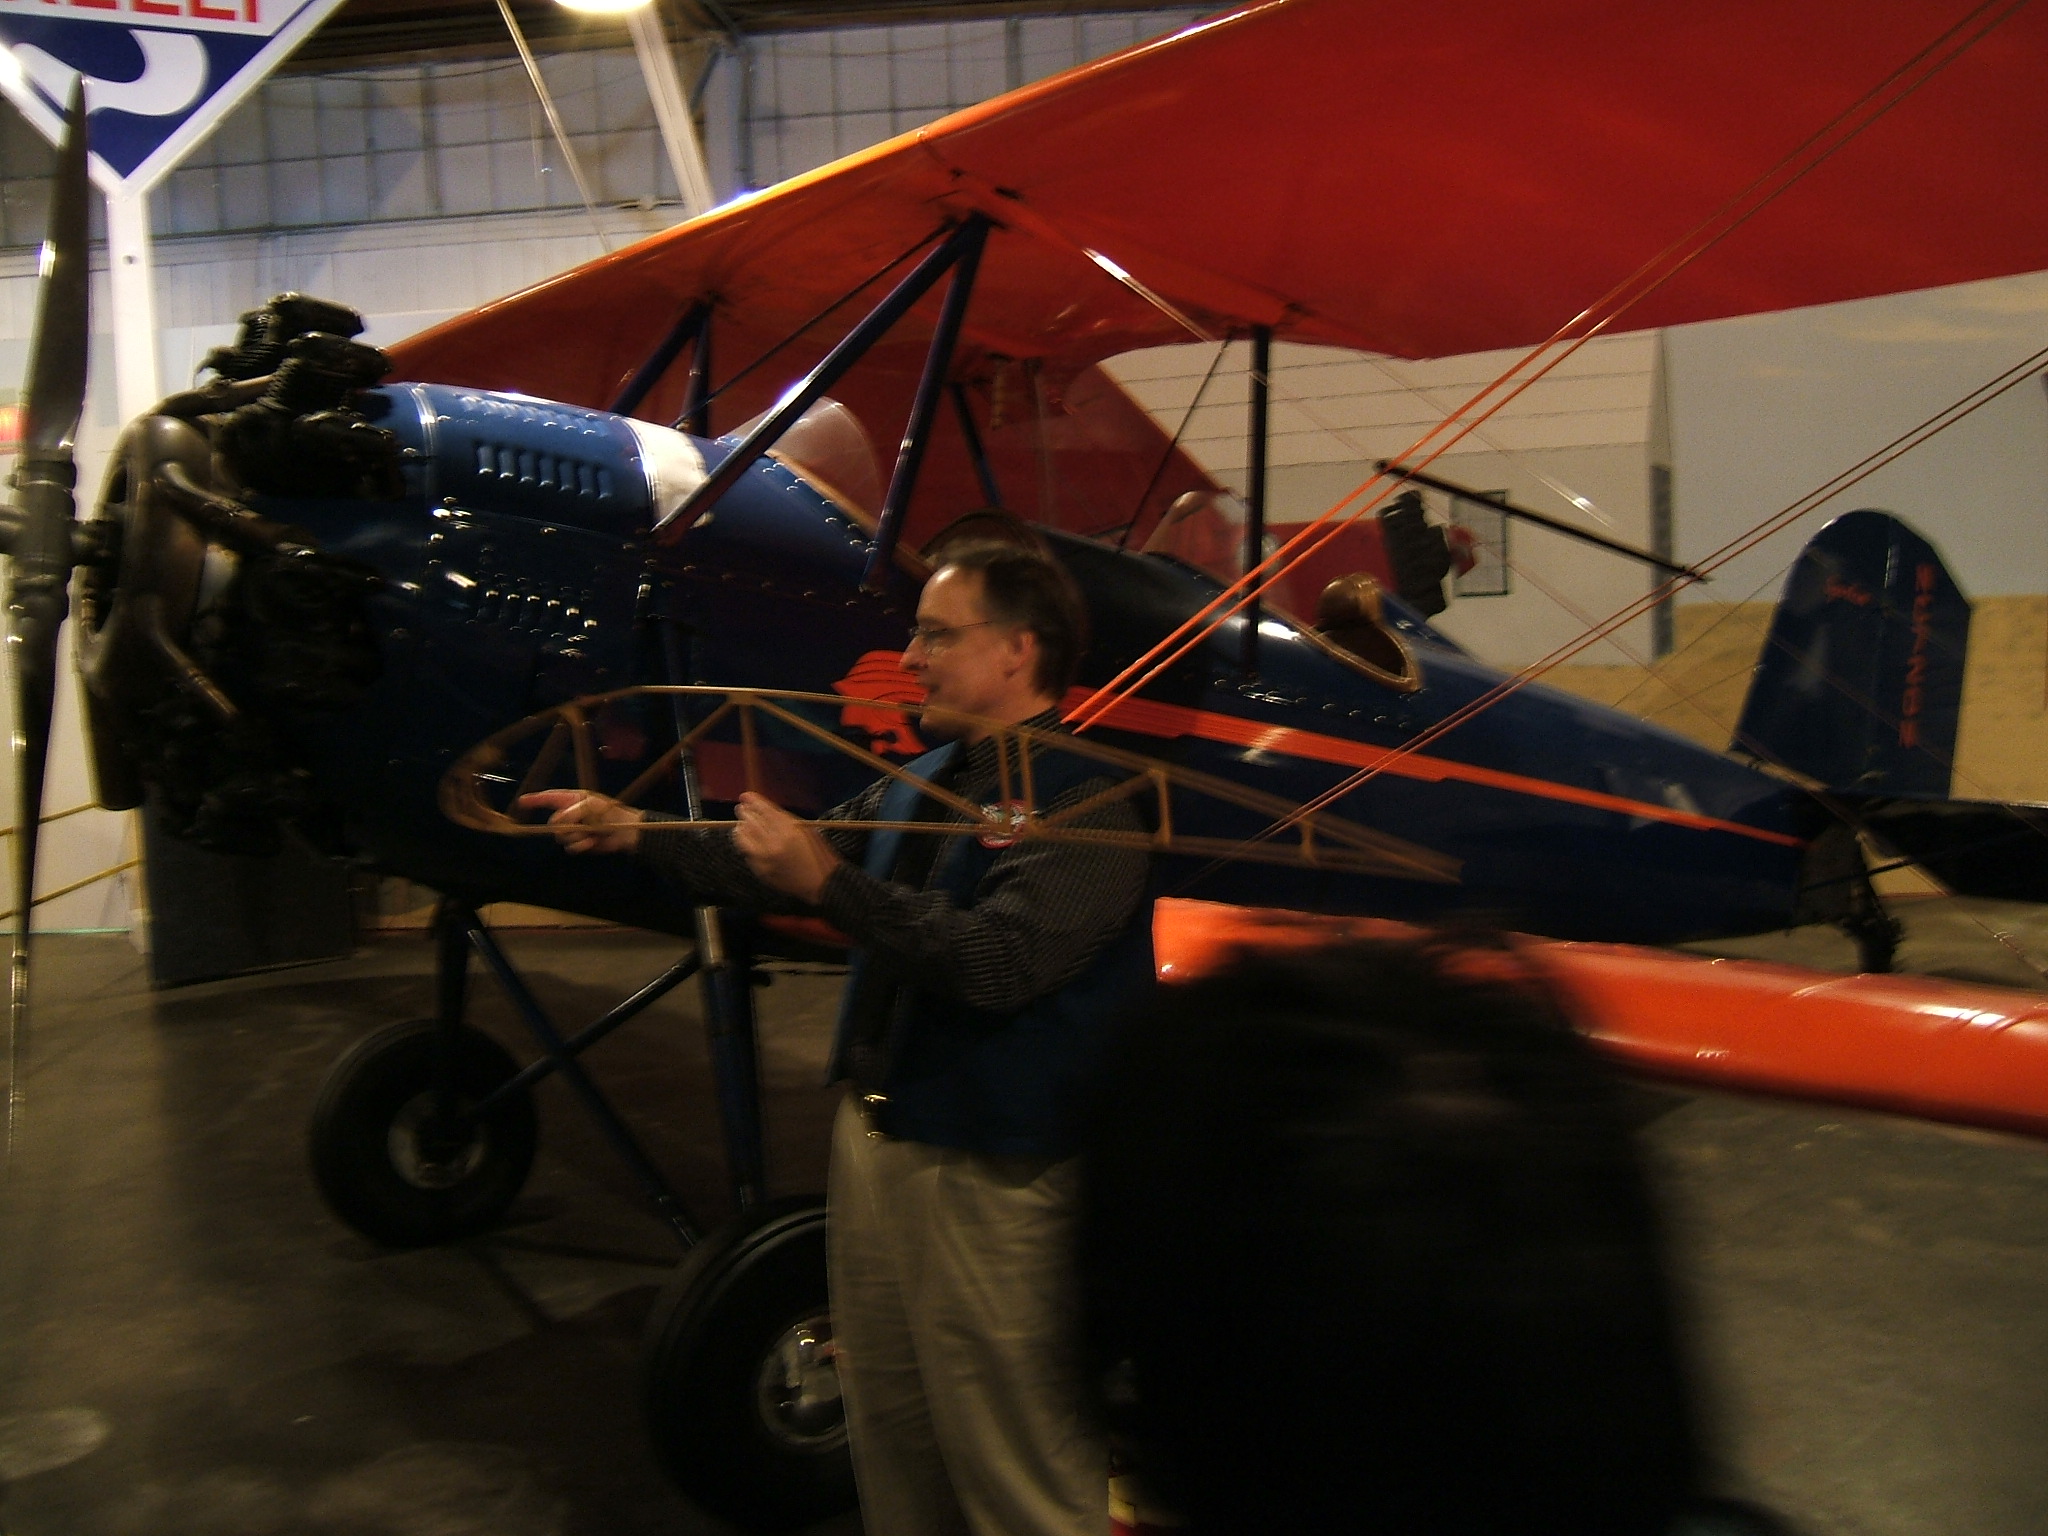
[682,306,713,438]
[864,215,988,589]
[950,381,1002,510]
[1241,325,1271,674]
[655,216,992,542]
[610,299,709,419]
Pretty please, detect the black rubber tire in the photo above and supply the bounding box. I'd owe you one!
[309,1019,538,1248]
[641,1195,856,1532]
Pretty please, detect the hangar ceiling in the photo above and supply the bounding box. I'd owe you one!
[290,0,1200,70]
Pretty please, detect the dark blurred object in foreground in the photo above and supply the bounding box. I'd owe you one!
[1083,936,1792,1536]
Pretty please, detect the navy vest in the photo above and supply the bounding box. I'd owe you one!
[827,740,1155,1158]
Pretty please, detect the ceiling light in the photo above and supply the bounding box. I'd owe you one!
[553,0,657,13]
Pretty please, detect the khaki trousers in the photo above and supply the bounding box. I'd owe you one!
[828,1095,1108,1536]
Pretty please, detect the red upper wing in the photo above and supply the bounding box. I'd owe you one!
[393,0,2048,392]
[386,0,2048,557]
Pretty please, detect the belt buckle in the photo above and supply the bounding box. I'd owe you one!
[860,1092,888,1139]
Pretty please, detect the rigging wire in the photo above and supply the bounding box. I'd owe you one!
[1248,334,2048,854]
[1363,353,1622,530]
[1112,337,1231,550]
[685,225,947,422]
[1554,510,2048,983]
[1063,0,2033,731]
[1170,335,2048,894]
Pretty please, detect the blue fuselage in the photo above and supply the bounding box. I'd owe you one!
[264,384,1811,945]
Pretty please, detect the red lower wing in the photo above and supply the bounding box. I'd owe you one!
[1154,898,2048,1141]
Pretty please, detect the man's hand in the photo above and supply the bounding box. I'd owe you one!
[518,790,646,855]
[734,791,842,904]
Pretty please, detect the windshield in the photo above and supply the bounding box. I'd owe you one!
[730,397,884,522]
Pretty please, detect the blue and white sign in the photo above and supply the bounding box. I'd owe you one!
[0,0,347,193]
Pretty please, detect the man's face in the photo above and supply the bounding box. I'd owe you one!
[903,567,1037,737]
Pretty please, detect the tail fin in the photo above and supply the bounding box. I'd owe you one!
[1733,509,1970,797]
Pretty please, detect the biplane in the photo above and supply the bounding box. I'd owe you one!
[8,0,2048,1526]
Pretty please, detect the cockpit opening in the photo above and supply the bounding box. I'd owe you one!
[1312,571,1418,688]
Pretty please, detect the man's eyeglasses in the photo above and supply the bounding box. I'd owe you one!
[906,620,996,653]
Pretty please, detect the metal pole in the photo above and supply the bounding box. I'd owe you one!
[495,0,612,253]
[1649,328,1677,656]
[1375,460,1707,581]
[103,186,160,420]
[654,221,976,541]
[864,215,989,590]
[661,619,764,1210]
[629,3,717,217]
[1242,326,1271,674]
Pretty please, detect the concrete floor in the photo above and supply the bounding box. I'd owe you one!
[1,901,2046,1534]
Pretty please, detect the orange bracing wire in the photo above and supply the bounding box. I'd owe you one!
[1063,0,2033,732]
[1252,337,2048,852]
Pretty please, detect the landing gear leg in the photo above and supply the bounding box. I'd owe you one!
[640,906,853,1527]
[1843,869,1903,974]
[309,897,706,1248]
[635,667,847,1525]
[696,905,766,1212]
[1845,904,1904,974]
[1802,817,1904,974]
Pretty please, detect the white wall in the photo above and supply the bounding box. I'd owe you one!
[1104,269,2048,680]
[1666,271,2048,604]
[1102,334,1662,667]
[702,12,1204,192]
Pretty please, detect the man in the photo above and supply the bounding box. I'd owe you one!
[526,544,1149,1536]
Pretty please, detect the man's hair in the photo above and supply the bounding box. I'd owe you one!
[938,543,1089,697]
[1081,937,1704,1536]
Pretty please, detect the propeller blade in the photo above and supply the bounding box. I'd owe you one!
[22,84,89,461]
[5,85,90,1165]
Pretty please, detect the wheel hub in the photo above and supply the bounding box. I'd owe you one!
[754,1312,845,1452]
[387,1094,489,1190]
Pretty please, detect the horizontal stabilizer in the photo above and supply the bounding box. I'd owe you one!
[1845,795,2048,904]
[1734,510,1969,797]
